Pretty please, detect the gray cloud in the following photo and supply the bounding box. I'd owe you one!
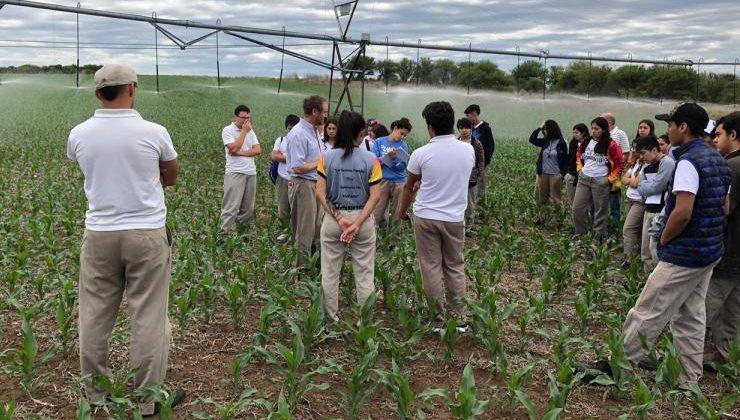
[0,0,737,77]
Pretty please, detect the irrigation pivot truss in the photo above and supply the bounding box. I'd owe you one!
[1,0,738,109]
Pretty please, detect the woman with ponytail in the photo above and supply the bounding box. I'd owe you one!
[316,111,382,322]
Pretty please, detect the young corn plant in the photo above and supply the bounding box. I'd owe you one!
[589,316,633,398]
[0,401,15,420]
[326,341,380,419]
[544,325,584,416]
[1,302,59,394]
[343,291,380,354]
[516,306,537,353]
[420,361,491,419]
[54,276,77,354]
[503,357,536,414]
[90,370,138,419]
[468,293,517,373]
[378,329,423,365]
[618,375,659,420]
[685,382,738,420]
[438,318,460,364]
[192,388,259,420]
[375,360,417,420]
[709,336,740,393]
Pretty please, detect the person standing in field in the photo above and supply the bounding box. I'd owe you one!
[397,101,475,333]
[271,114,300,241]
[67,63,185,416]
[528,120,568,226]
[457,118,485,237]
[704,111,740,367]
[372,117,412,230]
[316,111,382,322]
[322,117,338,150]
[465,104,495,204]
[631,135,675,272]
[620,137,651,266]
[602,112,630,230]
[220,104,261,235]
[572,116,624,241]
[286,95,328,270]
[578,103,731,387]
[565,123,589,210]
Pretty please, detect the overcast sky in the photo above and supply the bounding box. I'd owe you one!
[1,0,738,77]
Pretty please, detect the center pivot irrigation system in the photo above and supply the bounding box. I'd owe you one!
[1,0,739,113]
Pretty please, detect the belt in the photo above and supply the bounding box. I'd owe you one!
[335,206,364,210]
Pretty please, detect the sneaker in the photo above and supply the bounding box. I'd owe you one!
[465,229,476,238]
[277,233,289,243]
[142,389,186,418]
[456,323,469,333]
[637,358,659,371]
[573,360,612,384]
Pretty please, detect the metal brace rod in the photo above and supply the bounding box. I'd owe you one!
[184,30,219,48]
[151,22,185,49]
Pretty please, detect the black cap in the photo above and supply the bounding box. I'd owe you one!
[655,103,709,134]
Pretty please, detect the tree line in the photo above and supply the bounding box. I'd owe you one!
[354,56,739,104]
[3,60,738,104]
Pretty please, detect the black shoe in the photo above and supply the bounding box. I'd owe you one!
[637,358,658,371]
[143,389,186,418]
[573,360,612,384]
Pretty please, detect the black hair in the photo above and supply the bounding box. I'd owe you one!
[422,101,455,136]
[285,114,299,129]
[634,119,655,141]
[464,104,481,115]
[658,133,669,143]
[98,84,126,101]
[374,124,390,138]
[590,116,612,155]
[456,118,472,129]
[234,104,250,116]
[335,110,366,158]
[717,111,740,140]
[572,123,589,140]
[543,120,563,140]
[324,117,338,142]
[634,135,659,152]
[391,117,412,131]
[302,95,326,115]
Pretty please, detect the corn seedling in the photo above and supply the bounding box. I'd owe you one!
[192,388,259,420]
[420,361,491,419]
[504,358,536,414]
[375,360,417,420]
[545,325,583,415]
[0,401,15,420]
[685,382,738,420]
[468,293,516,373]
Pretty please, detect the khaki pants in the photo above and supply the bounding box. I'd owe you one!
[220,172,257,232]
[412,215,467,322]
[78,228,172,415]
[537,173,563,221]
[705,272,740,361]
[572,174,611,238]
[320,210,376,322]
[373,179,404,228]
[465,186,478,228]
[641,211,658,272]
[622,259,719,384]
[477,165,489,204]
[289,177,321,268]
[563,173,577,210]
[275,176,291,226]
[623,199,645,259]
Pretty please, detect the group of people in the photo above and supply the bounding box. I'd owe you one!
[66,63,738,414]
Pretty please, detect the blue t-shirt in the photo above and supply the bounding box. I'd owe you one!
[372,136,410,183]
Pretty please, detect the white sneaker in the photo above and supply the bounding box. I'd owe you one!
[277,233,289,243]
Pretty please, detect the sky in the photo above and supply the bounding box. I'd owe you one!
[0,0,738,78]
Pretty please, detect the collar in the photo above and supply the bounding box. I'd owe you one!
[673,138,705,159]
[474,121,484,129]
[725,148,740,160]
[610,126,619,134]
[93,109,141,118]
[429,134,458,143]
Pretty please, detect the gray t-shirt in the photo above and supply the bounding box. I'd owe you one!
[542,139,560,175]
[317,147,382,209]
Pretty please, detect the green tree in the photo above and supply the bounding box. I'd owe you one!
[374,59,398,83]
[396,58,416,83]
[457,60,512,90]
[432,59,458,85]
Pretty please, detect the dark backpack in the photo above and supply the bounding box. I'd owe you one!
[268,137,284,184]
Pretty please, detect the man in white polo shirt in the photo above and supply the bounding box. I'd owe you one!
[221,104,261,234]
[397,101,475,332]
[67,63,184,416]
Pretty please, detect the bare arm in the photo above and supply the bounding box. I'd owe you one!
[225,121,251,155]
[235,143,261,157]
[396,171,421,220]
[159,159,178,187]
[292,160,320,174]
[316,177,353,233]
[660,192,695,245]
[271,150,287,163]
[341,183,381,242]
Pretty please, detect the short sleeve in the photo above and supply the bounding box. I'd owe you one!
[273,137,282,151]
[369,158,382,185]
[248,130,259,146]
[672,160,699,194]
[222,126,237,145]
[158,128,178,161]
[66,133,77,161]
[407,149,421,176]
[317,154,326,178]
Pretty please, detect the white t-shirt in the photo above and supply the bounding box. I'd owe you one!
[67,109,178,231]
[611,126,630,154]
[272,136,290,180]
[672,160,699,195]
[581,140,610,178]
[222,123,259,175]
[626,163,644,200]
[408,134,475,222]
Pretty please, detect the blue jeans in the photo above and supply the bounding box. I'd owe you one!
[609,190,622,229]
